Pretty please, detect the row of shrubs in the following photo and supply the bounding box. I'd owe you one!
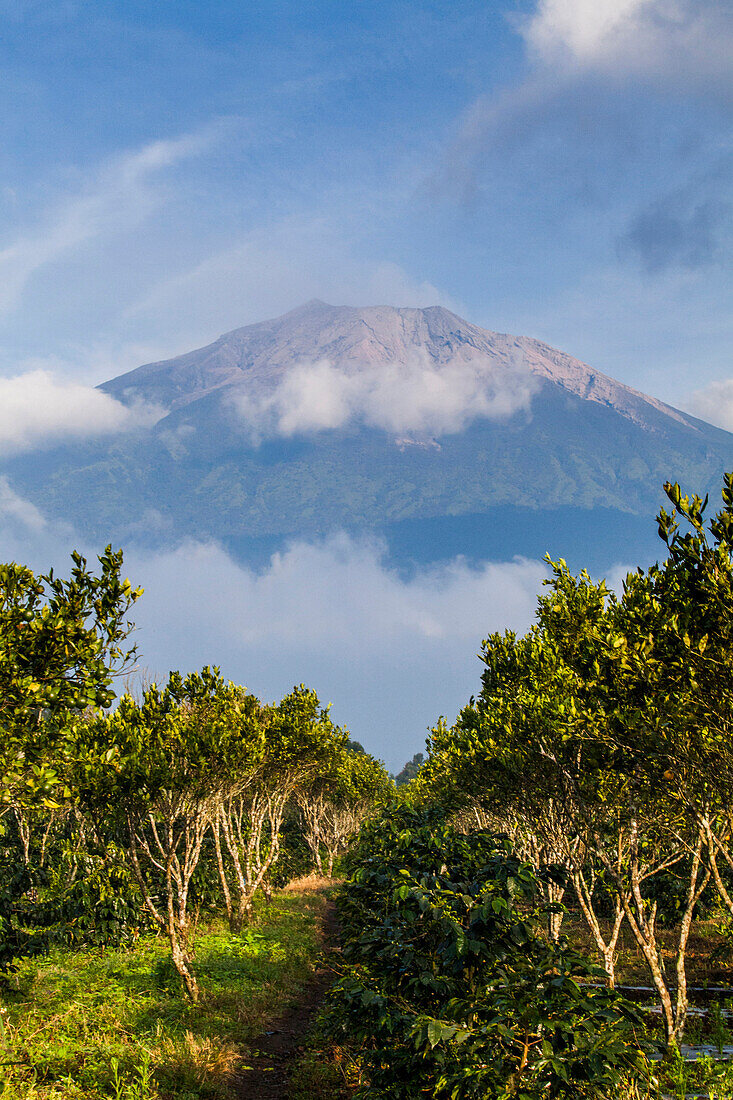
[325,806,650,1099]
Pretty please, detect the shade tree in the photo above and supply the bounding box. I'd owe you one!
[296,741,393,876]
[79,666,264,1000]
[213,685,344,928]
[421,546,714,1043]
[636,478,733,931]
[0,547,141,813]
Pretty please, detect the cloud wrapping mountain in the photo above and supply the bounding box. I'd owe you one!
[0,479,546,767]
[231,353,536,441]
[3,299,731,764]
[8,301,730,565]
[0,370,164,455]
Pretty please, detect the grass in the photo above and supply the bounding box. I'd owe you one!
[9,890,730,1100]
[0,886,331,1099]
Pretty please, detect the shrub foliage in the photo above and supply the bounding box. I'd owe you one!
[328,807,646,1098]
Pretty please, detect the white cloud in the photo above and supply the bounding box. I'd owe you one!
[686,379,733,433]
[232,354,535,441]
[0,488,546,768]
[124,534,546,766]
[522,0,733,84]
[0,129,217,316]
[0,476,45,531]
[0,370,164,454]
[136,533,544,651]
[523,0,655,63]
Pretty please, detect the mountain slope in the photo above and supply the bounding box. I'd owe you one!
[6,302,732,572]
[103,300,689,433]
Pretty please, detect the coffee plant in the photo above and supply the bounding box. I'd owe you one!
[327,807,648,1098]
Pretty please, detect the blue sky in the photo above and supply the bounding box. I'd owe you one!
[0,0,731,764]
[0,0,729,407]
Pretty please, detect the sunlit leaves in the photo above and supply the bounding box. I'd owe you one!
[0,547,141,811]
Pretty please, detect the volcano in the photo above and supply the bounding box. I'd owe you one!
[7,300,732,572]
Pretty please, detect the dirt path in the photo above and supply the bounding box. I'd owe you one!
[231,900,340,1100]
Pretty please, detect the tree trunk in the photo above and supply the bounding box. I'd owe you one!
[571,865,625,988]
[595,818,709,1046]
[166,859,199,1002]
[212,814,234,928]
[672,829,710,1043]
[168,927,199,1001]
[701,815,733,918]
[546,881,566,943]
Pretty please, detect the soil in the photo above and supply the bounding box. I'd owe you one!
[231,900,340,1100]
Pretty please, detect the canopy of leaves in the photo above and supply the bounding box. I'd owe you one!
[0,546,141,810]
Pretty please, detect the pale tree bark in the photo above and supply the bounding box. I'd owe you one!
[212,814,234,928]
[297,791,326,874]
[215,782,292,929]
[505,801,577,943]
[538,739,710,1044]
[700,811,733,919]
[453,792,629,981]
[459,795,628,979]
[560,821,628,988]
[452,798,576,943]
[592,814,709,1046]
[297,792,370,877]
[125,792,214,1002]
[570,855,626,988]
[12,805,31,867]
[322,805,366,876]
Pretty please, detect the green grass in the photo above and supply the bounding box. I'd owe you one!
[0,888,330,1099]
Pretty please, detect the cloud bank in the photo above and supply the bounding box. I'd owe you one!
[687,380,733,434]
[0,370,163,454]
[232,355,535,441]
[0,475,45,531]
[135,533,546,653]
[0,481,547,768]
[522,0,733,85]
[89,537,549,769]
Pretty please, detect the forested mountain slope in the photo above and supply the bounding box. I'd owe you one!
[7,301,732,570]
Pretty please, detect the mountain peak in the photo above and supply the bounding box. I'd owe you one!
[282,297,333,315]
[102,301,694,436]
[14,302,733,578]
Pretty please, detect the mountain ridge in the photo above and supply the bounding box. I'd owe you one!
[101,301,694,436]
[5,300,731,574]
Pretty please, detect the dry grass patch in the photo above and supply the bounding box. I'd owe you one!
[158,1031,243,1096]
[281,873,338,894]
